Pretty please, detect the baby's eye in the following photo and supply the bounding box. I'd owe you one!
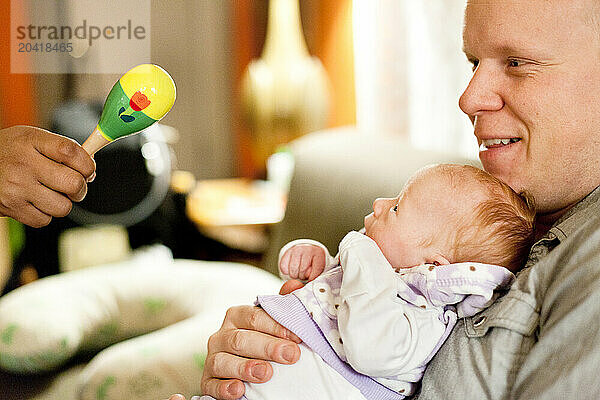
[391,204,398,212]
[468,58,479,72]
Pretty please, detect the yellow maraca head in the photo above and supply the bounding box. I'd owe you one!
[97,64,176,141]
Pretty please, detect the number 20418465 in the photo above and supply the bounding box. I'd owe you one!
[17,42,73,53]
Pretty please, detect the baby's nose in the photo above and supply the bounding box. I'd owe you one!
[372,198,389,217]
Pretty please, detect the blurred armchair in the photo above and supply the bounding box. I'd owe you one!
[264,126,478,272]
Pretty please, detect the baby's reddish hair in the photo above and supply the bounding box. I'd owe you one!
[439,165,536,272]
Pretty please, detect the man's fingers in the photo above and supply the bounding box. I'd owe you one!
[32,153,88,201]
[205,352,274,383]
[202,350,274,399]
[218,306,302,344]
[201,378,245,400]
[209,326,300,362]
[30,184,73,217]
[200,306,302,399]
[31,127,96,179]
[280,279,305,295]
[5,203,52,228]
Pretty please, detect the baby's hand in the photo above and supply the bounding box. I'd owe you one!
[279,244,326,282]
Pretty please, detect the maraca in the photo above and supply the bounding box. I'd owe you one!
[82,64,176,155]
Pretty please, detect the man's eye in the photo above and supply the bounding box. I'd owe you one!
[507,59,523,68]
[391,205,398,212]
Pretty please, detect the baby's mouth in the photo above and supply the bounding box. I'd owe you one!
[363,214,374,233]
[479,138,521,151]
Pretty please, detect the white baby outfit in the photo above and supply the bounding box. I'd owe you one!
[200,231,515,400]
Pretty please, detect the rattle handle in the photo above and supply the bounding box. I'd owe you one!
[82,126,111,155]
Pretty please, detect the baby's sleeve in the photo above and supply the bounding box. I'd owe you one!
[336,232,446,377]
[277,239,336,281]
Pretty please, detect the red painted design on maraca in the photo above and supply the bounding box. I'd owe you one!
[119,90,152,122]
[130,91,151,111]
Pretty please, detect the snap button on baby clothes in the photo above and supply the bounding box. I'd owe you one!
[473,315,487,327]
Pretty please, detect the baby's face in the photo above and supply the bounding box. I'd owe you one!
[364,167,479,268]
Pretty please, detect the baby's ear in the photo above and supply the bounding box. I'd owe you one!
[428,254,451,266]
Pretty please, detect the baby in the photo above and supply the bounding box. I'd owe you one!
[201,164,536,400]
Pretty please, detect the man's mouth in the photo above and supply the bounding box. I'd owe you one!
[479,138,521,151]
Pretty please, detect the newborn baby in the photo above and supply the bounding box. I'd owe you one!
[201,164,536,400]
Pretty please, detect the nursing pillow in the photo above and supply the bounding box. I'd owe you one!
[0,245,282,399]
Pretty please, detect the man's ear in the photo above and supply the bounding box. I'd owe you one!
[427,254,451,266]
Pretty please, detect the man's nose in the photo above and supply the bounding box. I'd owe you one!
[458,61,504,118]
[373,197,392,217]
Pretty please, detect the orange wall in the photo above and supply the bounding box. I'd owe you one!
[315,0,356,127]
[0,1,38,127]
[232,2,258,177]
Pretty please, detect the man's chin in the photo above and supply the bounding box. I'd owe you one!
[481,156,511,178]
[487,171,526,196]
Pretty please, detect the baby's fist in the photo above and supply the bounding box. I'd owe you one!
[279,244,326,282]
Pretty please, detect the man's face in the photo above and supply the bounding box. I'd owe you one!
[460,0,600,216]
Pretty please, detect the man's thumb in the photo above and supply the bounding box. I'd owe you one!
[279,279,305,295]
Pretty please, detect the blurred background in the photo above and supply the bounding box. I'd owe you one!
[0,1,485,398]
[0,0,474,292]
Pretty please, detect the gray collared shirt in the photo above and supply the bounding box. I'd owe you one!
[414,185,600,399]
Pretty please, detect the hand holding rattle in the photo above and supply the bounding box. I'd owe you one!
[82,64,176,155]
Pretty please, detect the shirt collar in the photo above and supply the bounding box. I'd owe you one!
[520,185,600,272]
[548,184,600,242]
[526,184,600,266]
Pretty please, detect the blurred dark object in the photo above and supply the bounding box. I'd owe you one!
[2,100,200,294]
[60,101,172,227]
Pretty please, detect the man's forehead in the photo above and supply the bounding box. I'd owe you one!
[463,0,595,55]
[464,0,593,29]
[465,0,589,9]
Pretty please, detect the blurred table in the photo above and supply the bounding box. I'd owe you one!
[186,178,286,254]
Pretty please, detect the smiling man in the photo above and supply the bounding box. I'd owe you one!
[460,0,600,238]
[192,1,600,399]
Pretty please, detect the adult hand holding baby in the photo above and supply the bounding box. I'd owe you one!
[0,126,95,227]
[198,280,303,400]
[196,242,325,399]
[169,273,305,400]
